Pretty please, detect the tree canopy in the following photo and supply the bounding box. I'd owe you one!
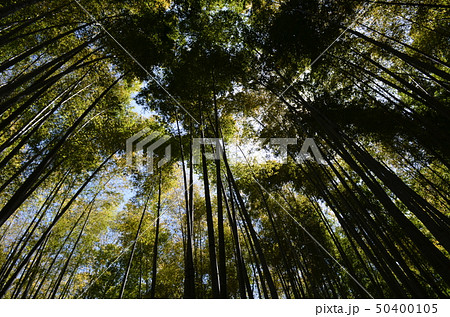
[0,0,449,298]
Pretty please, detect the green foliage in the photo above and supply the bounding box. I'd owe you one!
[0,0,449,299]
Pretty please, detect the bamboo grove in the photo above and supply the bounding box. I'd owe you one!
[0,0,449,299]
